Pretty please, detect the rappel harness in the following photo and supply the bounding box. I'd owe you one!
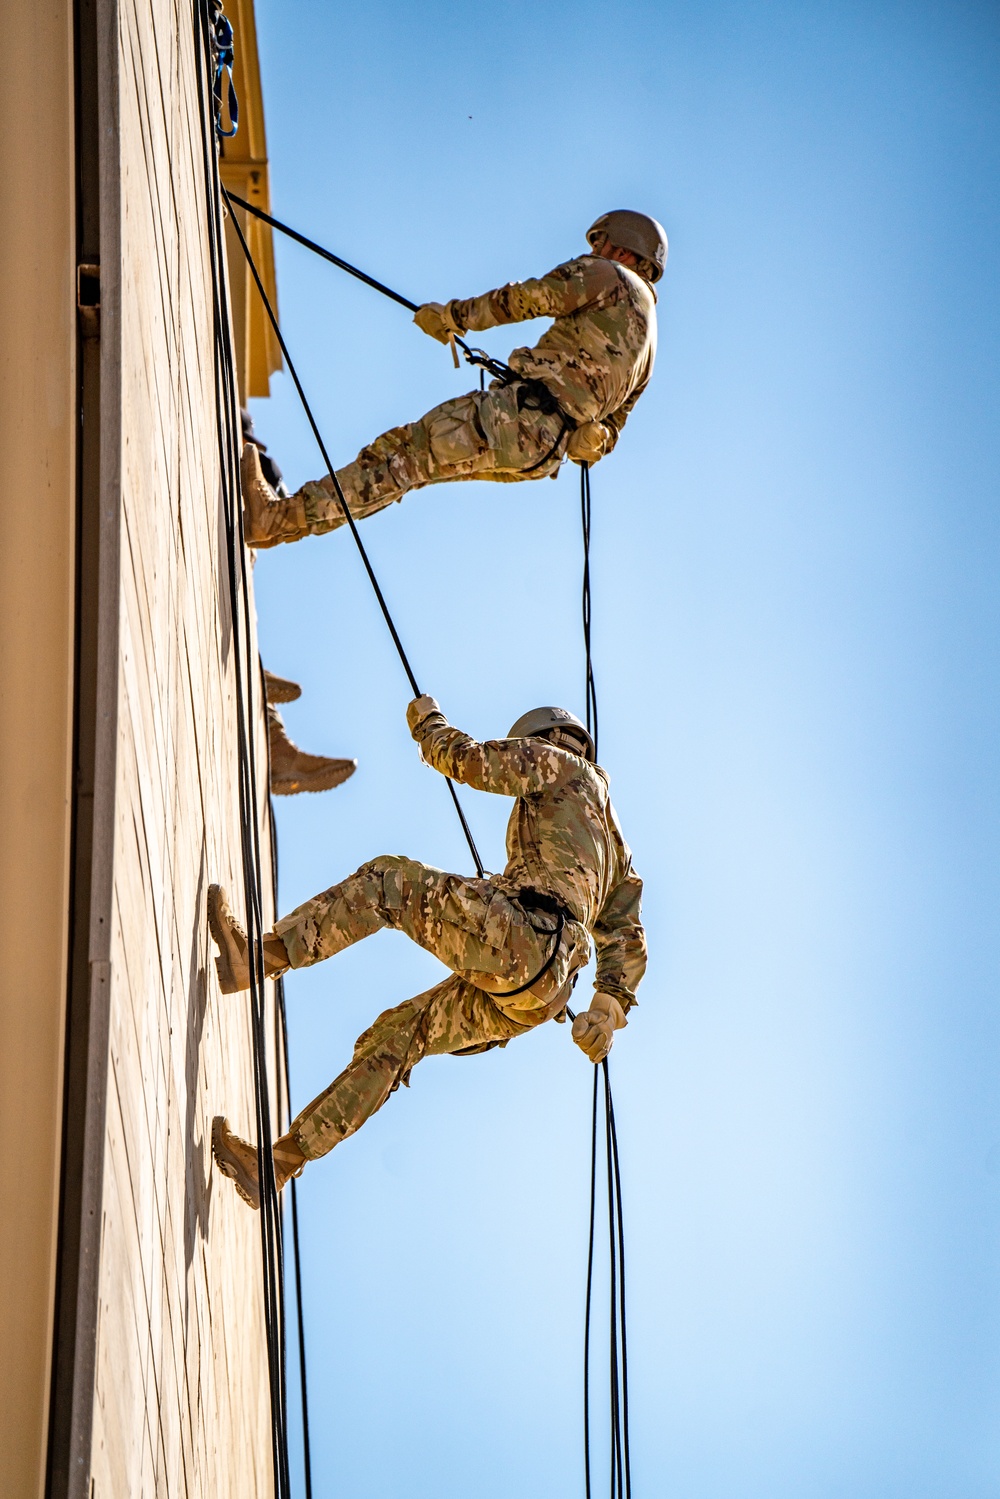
[492,887,572,999]
[218,161,632,1497]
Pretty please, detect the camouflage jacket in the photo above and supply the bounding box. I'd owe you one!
[447,254,657,441]
[408,702,647,1010]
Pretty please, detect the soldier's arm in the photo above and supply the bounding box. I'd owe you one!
[406,696,570,797]
[448,256,621,334]
[592,871,647,1011]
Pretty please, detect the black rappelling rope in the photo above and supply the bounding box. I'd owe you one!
[581,461,599,756]
[228,192,420,310]
[274,959,314,1499]
[225,190,519,387]
[267,766,315,1499]
[196,6,292,1495]
[223,192,485,880]
[580,463,632,1499]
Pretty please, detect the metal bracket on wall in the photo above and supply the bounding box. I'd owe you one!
[76,264,101,338]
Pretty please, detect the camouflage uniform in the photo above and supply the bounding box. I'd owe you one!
[277,702,646,1159]
[293,255,658,533]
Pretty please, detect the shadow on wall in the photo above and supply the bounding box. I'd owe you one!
[215,472,235,671]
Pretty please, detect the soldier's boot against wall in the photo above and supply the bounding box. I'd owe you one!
[211,1116,306,1212]
[241,386,569,549]
[262,668,301,704]
[240,417,437,547]
[267,704,357,795]
[207,883,291,994]
[241,442,310,548]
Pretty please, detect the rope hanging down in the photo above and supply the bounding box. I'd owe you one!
[278,982,314,1499]
[579,469,632,1499]
[196,6,291,1494]
[223,192,485,880]
[268,789,314,1499]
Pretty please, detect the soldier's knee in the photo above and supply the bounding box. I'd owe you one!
[357,422,415,465]
[359,855,412,912]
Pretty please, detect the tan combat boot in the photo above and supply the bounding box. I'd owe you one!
[212,1117,261,1209]
[263,669,302,705]
[241,443,310,548]
[207,883,290,994]
[211,1117,307,1211]
[268,706,357,795]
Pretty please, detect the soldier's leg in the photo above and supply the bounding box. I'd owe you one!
[298,391,497,534]
[242,387,568,547]
[288,975,532,1159]
[208,856,524,995]
[272,853,547,983]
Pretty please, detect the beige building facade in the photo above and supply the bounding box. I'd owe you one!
[0,1,283,1494]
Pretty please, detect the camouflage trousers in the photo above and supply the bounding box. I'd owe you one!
[294,381,569,535]
[274,856,587,1159]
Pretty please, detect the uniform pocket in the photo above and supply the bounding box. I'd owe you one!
[427,396,489,467]
[441,881,515,957]
[481,888,514,951]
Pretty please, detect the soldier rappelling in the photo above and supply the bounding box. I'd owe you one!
[208,695,646,1208]
[239,210,666,547]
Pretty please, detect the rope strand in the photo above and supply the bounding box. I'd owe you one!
[224,193,485,878]
[195,5,291,1492]
[580,462,632,1498]
[225,190,518,386]
[276,976,314,1499]
[581,461,599,755]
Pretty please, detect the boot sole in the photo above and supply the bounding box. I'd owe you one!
[212,1116,260,1211]
[263,676,302,705]
[207,883,247,994]
[271,759,357,795]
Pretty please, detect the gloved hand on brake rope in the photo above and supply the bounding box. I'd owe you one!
[413,301,466,345]
[572,992,628,1064]
[566,420,613,466]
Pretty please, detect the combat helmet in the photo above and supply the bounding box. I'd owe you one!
[507,706,595,762]
[586,209,668,283]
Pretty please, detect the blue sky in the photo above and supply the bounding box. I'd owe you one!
[247,2,1000,1494]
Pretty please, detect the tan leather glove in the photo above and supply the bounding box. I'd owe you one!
[413,302,465,345]
[566,421,611,466]
[572,992,628,1063]
[406,694,443,736]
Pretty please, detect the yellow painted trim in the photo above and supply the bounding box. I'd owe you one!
[221,0,281,399]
